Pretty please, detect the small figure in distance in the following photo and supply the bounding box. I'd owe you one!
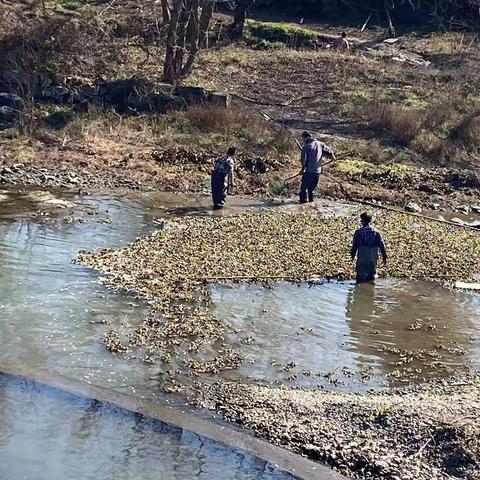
[332,31,350,53]
[211,147,236,210]
[351,212,388,284]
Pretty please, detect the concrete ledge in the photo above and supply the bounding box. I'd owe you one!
[0,363,347,480]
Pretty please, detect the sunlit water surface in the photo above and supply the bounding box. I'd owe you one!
[211,280,480,390]
[0,187,478,477]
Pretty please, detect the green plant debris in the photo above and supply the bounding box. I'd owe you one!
[75,208,480,372]
[336,160,417,183]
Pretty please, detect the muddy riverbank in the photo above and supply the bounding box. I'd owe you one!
[1,142,480,214]
[189,376,480,480]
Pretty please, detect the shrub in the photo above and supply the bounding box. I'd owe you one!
[0,16,120,97]
[267,129,297,156]
[364,98,480,164]
[247,21,319,49]
[354,139,387,164]
[410,130,444,156]
[42,106,74,129]
[369,103,424,146]
[337,159,417,187]
[450,113,480,150]
[185,104,265,136]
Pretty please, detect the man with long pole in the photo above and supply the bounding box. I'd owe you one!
[299,131,335,204]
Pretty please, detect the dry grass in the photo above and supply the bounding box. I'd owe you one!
[365,97,480,164]
[24,102,295,161]
[196,40,480,168]
[2,1,480,177]
[185,104,265,135]
[369,103,424,146]
[451,113,480,150]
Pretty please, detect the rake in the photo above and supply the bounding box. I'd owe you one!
[270,152,352,196]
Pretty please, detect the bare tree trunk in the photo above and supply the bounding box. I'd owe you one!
[198,0,215,48]
[229,0,254,40]
[161,0,171,25]
[163,0,216,83]
[182,0,214,75]
[163,0,183,83]
[384,0,396,37]
[174,0,192,76]
[181,0,201,76]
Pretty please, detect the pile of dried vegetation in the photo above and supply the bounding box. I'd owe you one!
[75,207,480,479]
[190,376,480,480]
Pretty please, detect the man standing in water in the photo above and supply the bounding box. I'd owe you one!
[211,147,236,210]
[299,131,335,204]
[351,212,388,283]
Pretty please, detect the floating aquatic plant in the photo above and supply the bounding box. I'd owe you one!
[76,208,480,373]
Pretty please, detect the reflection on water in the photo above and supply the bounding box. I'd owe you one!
[0,188,351,397]
[212,279,480,390]
[0,375,293,480]
[0,188,276,397]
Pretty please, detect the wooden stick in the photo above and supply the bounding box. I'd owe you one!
[193,274,334,282]
[97,0,118,17]
[410,435,434,458]
[361,13,372,32]
[283,173,301,184]
[354,199,480,232]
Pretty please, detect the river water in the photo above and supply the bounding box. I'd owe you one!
[213,279,480,389]
[0,187,479,478]
[0,188,300,480]
[0,375,291,480]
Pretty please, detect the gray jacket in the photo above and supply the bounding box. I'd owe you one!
[301,139,333,174]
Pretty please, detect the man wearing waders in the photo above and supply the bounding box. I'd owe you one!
[211,147,236,210]
[351,212,388,283]
[299,131,335,204]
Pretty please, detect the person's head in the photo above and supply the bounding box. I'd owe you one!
[227,147,237,157]
[341,31,347,38]
[301,131,312,143]
[360,212,372,226]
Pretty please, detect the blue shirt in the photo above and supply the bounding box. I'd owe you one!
[351,224,387,259]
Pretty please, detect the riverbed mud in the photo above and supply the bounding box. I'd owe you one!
[1,144,479,213]
[189,376,480,480]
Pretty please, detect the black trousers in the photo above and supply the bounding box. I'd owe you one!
[299,172,320,204]
[211,172,227,208]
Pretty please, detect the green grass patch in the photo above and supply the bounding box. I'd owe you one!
[337,160,417,184]
[246,21,320,48]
